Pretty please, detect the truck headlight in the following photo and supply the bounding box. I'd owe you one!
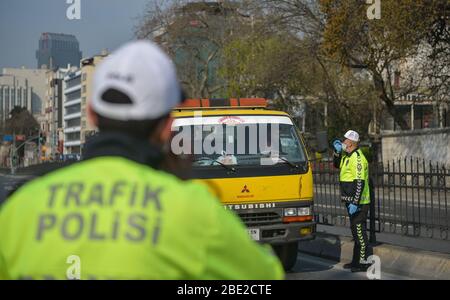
[297,207,311,216]
[284,208,297,216]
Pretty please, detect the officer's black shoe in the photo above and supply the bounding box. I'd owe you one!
[350,263,371,273]
[343,263,355,269]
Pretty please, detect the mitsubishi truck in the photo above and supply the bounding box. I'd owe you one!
[171,98,315,270]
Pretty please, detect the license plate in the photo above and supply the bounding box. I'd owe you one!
[247,228,260,241]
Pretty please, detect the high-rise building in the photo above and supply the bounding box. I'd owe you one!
[36,33,82,70]
[0,67,47,121]
[0,73,31,122]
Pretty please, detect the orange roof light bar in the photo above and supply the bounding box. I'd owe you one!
[176,98,267,109]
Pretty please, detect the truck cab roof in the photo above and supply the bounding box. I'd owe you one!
[171,98,290,118]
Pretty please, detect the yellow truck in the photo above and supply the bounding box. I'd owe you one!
[171,98,315,270]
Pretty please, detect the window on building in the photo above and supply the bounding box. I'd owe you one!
[0,89,3,119]
[66,132,81,142]
[71,146,81,154]
[444,108,450,128]
[394,71,401,89]
[66,118,81,128]
[82,73,87,81]
[392,105,412,131]
[66,90,81,101]
[5,89,9,114]
[421,106,436,129]
[18,88,22,106]
[82,85,87,93]
[66,104,81,115]
[65,76,81,89]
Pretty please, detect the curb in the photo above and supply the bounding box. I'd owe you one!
[299,232,450,279]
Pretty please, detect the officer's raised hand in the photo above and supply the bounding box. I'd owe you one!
[332,139,342,154]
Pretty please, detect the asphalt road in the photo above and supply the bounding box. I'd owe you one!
[287,252,415,280]
[0,174,32,203]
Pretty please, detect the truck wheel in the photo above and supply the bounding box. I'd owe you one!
[273,242,298,271]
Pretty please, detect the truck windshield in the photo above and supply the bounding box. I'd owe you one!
[171,115,306,167]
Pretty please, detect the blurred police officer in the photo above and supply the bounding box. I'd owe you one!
[0,41,284,280]
[333,130,371,272]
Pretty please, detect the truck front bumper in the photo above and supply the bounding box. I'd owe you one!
[250,221,316,245]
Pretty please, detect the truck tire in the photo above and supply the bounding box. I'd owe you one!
[273,242,298,271]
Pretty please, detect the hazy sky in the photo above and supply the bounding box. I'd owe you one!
[0,0,151,70]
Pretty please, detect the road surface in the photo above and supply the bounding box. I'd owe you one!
[287,252,415,280]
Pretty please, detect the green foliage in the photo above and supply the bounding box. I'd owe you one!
[319,0,433,66]
[221,25,377,137]
[318,0,446,130]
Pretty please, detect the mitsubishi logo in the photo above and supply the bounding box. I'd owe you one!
[241,185,250,193]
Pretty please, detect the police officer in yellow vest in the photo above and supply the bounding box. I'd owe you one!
[0,41,284,280]
[333,130,371,272]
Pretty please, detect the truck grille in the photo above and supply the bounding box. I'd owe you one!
[238,212,281,227]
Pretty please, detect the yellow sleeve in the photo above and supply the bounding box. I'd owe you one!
[0,248,10,280]
[200,193,284,280]
[0,202,10,280]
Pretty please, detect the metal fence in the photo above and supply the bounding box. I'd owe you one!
[312,157,450,240]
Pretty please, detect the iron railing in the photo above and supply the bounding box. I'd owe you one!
[312,157,450,240]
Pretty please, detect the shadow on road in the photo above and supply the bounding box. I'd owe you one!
[289,235,344,275]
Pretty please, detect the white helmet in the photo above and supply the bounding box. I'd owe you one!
[344,130,360,142]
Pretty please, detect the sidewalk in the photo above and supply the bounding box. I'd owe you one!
[299,225,450,279]
[318,224,450,254]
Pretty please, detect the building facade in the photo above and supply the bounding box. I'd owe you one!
[0,68,47,122]
[36,33,82,70]
[63,53,107,155]
[0,73,31,122]
[42,67,70,160]
[63,69,82,154]
[381,95,450,131]
[379,43,449,132]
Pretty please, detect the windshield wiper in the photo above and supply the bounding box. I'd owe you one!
[278,157,300,169]
[211,159,236,173]
[193,157,236,173]
[259,152,300,169]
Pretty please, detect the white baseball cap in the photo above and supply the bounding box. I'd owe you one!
[344,130,360,142]
[91,40,181,121]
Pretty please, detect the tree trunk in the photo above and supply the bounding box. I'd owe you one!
[372,71,409,130]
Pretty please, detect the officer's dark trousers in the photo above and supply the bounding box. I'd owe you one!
[348,204,369,265]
